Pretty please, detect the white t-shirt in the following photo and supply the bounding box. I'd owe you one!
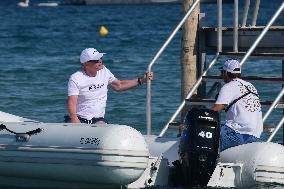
[216,78,263,137]
[68,66,117,120]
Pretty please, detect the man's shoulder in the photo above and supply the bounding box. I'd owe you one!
[70,70,84,77]
[222,81,236,89]
[235,78,256,89]
[239,78,254,86]
[220,80,242,93]
[70,71,85,80]
[224,78,251,87]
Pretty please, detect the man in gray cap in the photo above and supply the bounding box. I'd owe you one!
[212,59,263,151]
[67,48,153,124]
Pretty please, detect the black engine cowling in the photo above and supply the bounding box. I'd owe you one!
[179,108,220,187]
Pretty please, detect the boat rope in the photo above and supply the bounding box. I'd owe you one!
[0,124,42,136]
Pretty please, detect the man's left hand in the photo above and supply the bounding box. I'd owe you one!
[142,72,154,83]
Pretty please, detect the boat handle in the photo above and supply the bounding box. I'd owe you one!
[0,124,42,142]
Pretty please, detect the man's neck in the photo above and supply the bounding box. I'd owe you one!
[224,78,235,83]
[84,69,97,77]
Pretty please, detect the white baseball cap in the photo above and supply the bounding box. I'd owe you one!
[223,59,241,73]
[80,48,105,64]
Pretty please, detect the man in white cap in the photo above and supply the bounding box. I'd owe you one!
[212,59,263,151]
[67,48,153,124]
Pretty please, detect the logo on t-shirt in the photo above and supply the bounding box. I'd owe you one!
[238,83,261,112]
[89,83,105,91]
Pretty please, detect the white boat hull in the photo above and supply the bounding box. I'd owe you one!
[132,136,284,188]
[0,122,149,188]
[208,142,284,187]
[37,3,59,7]
[0,112,283,188]
[17,3,29,7]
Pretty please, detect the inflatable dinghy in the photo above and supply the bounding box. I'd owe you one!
[177,108,284,188]
[0,122,149,188]
[214,142,284,187]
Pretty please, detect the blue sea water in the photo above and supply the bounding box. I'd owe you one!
[0,0,283,188]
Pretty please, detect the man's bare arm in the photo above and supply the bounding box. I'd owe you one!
[111,72,154,92]
[67,95,80,123]
[212,104,225,112]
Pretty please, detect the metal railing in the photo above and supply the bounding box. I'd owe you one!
[233,0,238,52]
[225,2,284,141]
[217,0,222,52]
[264,87,284,142]
[159,54,220,137]
[242,0,261,27]
[226,1,284,141]
[252,0,260,27]
[263,87,284,123]
[145,0,284,139]
[242,0,250,27]
[158,1,284,138]
[267,116,284,142]
[239,1,284,141]
[146,0,201,135]
[240,2,284,66]
[217,0,240,52]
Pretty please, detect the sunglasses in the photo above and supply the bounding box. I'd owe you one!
[89,59,102,64]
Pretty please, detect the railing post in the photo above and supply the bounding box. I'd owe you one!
[146,76,152,135]
[233,0,238,52]
[252,0,260,27]
[267,116,284,142]
[263,87,284,123]
[242,0,250,27]
[217,0,222,52]
[240,2,284,66]
[146,0,201,135]
[283,60,284,145]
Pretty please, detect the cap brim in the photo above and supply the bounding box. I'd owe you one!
[96,53,105,60]
[80,52,106,64]
[89,53,105,61]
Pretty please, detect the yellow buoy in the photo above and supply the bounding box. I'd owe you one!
[99,26,109,37]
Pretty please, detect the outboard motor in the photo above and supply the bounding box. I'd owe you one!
[179,108,220,187]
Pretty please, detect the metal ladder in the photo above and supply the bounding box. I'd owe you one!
[145,0,284,143]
